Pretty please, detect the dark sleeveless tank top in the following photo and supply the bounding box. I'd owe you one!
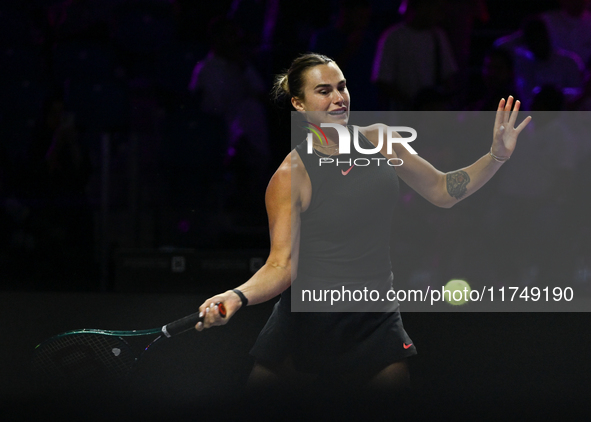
[291,126,400,312]
[250,126,415,374]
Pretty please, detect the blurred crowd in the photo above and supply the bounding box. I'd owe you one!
[1,0,590,291]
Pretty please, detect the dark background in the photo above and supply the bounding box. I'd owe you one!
[4,292,590,420]
[1,0,590,419]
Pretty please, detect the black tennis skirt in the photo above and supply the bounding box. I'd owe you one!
[250,288,417,376]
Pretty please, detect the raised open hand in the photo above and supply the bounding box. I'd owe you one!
[492,96,532,159]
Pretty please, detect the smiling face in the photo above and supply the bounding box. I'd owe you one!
[291,62,350,126]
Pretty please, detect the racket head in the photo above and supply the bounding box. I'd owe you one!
[32,332,137,384]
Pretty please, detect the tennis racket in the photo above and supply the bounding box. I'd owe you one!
[31,302,226,383]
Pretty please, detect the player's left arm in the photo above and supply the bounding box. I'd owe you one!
[362,96,531,208]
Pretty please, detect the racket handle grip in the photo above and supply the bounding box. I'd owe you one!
[162,302,227,337]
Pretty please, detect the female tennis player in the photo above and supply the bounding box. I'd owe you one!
[195,53,531,392]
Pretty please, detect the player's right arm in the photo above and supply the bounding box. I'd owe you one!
[196,150,309,329]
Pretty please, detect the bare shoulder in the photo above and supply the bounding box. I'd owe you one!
[266,152,293,199]
[266,150,310,210]
[268,150,305,187]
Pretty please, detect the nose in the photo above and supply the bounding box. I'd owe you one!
[332,90,344,105]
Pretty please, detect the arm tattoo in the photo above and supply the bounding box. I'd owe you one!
[446,170,470,200]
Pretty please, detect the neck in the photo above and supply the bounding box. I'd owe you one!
[321,127,341,147]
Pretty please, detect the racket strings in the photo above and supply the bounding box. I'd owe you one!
[32,334,136,381]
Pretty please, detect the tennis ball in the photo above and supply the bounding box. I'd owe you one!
[443,279,471,306]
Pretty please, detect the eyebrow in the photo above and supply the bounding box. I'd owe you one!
[313,80,347,89]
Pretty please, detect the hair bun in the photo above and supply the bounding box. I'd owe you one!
[280,74,290,96]
[272,72,290,103]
